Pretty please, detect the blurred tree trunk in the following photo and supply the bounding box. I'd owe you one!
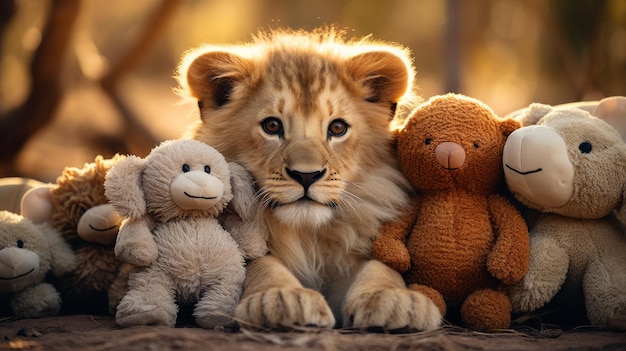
[97,0,181,157]
[0,0,80,174]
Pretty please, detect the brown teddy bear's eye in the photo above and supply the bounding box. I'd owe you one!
[425,138,432,145]
[579,141,592,154]
[17,240,24,248]
[473,142,480,149]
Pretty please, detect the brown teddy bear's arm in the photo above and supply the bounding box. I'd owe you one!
[372,196,420,273]
[486,194,530,285]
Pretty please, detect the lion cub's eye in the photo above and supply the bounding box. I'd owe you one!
[261,117,284,136]
[328,119,349,138]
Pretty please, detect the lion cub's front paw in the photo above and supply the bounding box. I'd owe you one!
[343,287,442,331]
[234,287,336,329]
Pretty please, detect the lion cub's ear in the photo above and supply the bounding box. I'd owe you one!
[185,50,256,109]
[346,50,413,106]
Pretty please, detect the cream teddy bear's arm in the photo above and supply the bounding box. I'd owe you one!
[486,193,530,285]
[509,233,570,313]
[371,196,419,273]
[114,217,158,266]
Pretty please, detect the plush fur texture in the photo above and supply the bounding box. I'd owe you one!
[17,155,130,315]
[104,139,266,329]
[504,103,626,326]
[176,27,442,331]
[373,94,530,331]
[0,210,76,318]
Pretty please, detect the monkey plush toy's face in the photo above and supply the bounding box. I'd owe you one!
[113,140,232,222]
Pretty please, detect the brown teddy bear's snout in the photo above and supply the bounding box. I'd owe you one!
[435,142,466,170]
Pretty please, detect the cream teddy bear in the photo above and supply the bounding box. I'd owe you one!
[0,210,75,318]
[104,139,266,329]
[503,103,626,326]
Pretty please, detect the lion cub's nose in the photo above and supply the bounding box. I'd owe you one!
[286,168,327,192]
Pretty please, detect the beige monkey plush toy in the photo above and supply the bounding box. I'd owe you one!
[104,139,266,329]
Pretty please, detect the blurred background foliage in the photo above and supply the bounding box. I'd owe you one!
[0,0,624,180]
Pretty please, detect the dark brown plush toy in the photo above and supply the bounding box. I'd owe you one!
[20,155,132,315]
[373,93,530,331]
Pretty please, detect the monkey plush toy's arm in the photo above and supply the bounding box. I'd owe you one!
[114,217,158,266]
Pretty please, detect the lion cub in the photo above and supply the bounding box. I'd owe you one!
[177,27,442,331]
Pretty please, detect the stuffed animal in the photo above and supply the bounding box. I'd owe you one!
[104,139,267,329]
[503,103,626,326]
[18,155,131,315]
[0,177,46,214]
[0,210,75,318]
[373,93,530,331]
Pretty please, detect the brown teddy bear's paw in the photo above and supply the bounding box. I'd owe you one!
[343,287,442,332]
[234,287,335,329]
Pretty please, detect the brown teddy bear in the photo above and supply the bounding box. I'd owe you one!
[19,155,132,315]
[373,93,530,331]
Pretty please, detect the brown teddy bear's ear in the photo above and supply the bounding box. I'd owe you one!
[499,117,522,137]
[104,155,147,219]
[346,50,413,108]
[182,49,255,111]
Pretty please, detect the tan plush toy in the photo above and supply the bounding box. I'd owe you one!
[503,103,626,326]
[19,155,131,314]
[373,93,530,331]
[0,210,75,318]
[104,139,267,329]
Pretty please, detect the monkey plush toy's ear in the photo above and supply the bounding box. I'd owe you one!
[225,162,257,222]
[104,155,147,219]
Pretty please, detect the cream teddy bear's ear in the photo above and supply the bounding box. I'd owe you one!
[104,155,147,220]
[593,96,626,142]
[517,103,554,126]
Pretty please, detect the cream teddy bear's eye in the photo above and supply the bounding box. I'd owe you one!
[579,141,592,154]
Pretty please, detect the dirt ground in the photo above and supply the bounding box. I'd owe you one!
[1,313,625,351]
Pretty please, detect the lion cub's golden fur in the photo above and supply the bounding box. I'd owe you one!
[177,27,441,330]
